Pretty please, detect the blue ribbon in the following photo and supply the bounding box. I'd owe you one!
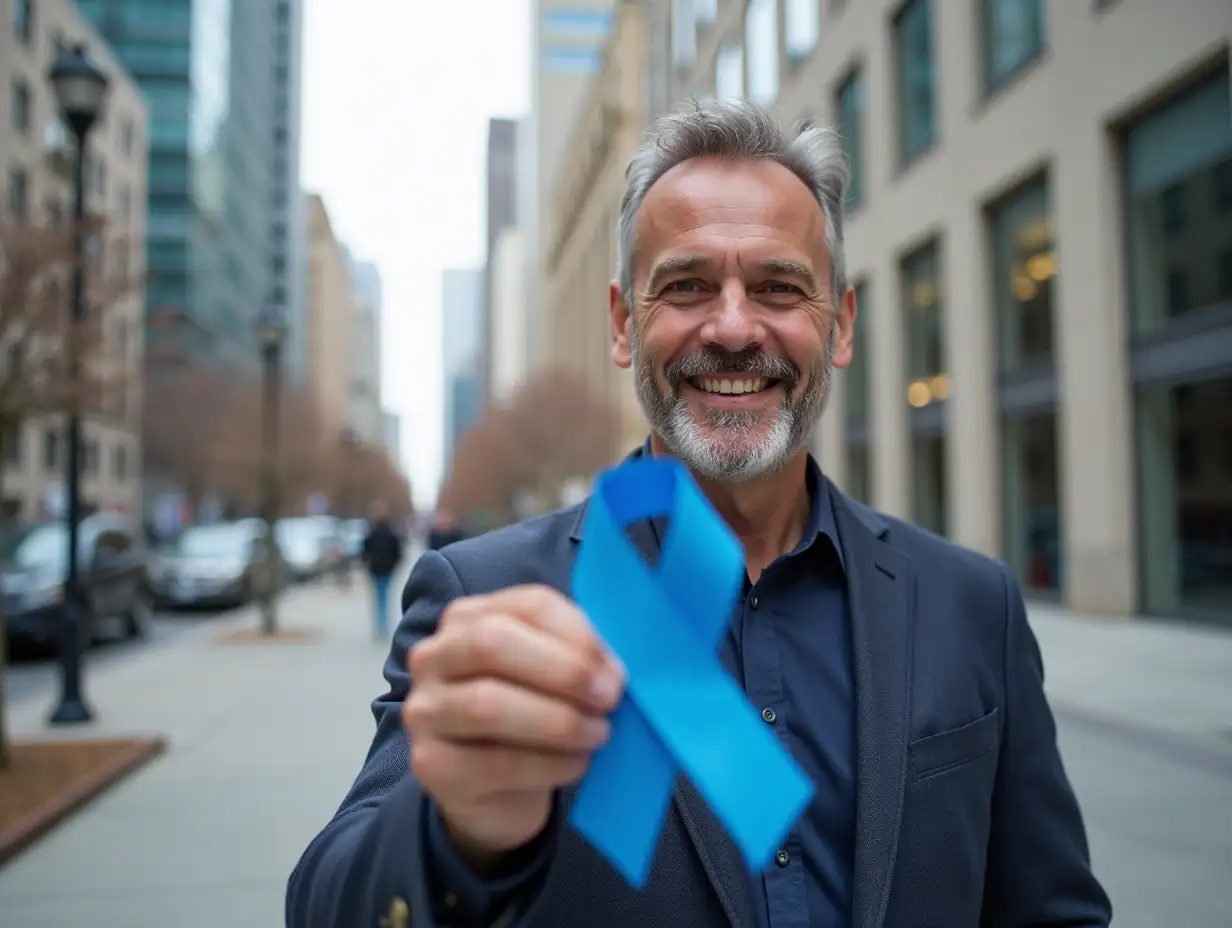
[569,457,815,888]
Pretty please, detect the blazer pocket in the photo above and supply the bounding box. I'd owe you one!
[908,708,1000,781]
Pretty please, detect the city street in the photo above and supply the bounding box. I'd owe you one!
[0,577,1228,927]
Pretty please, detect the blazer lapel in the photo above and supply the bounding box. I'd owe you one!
[834,498,914,928]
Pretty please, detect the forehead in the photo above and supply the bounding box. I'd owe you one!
[636,156,825,261]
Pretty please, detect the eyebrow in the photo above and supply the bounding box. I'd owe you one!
[644,255,821,295]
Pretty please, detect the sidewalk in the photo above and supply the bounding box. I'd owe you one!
[0,574,395,928]
[0,571,1228,926]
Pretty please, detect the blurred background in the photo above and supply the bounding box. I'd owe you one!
[0,0,1229,926]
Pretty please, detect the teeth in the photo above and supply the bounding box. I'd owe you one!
[700,378,765,395]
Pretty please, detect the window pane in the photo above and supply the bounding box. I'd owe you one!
[894,0,936,164]
[746,0,778,105]
[715,42,744,102]
[785,0,820,61]
[982,0,1044,90]
[846,281,870,421]
[1125,70,1232,336]
[1137,376,1232,615]
[990,176,1054,371]
[912,434,947,536]
[1001,412,1062,594]
[836,68,864,208]
[671,0,696,69]
[901,243,947,400]
[846,443,871,504]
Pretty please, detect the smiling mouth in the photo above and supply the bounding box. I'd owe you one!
[687,376,781,396]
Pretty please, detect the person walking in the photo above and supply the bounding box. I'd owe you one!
[360,502,403,640]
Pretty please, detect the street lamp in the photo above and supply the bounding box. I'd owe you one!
[47,45,109,726]
[254,302,288,635]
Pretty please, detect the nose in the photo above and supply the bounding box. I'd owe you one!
[700,282,765,353]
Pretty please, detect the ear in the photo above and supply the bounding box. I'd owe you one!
[610,280,633,369]
[830,285,857,369]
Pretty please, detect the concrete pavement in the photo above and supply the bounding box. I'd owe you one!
[0,570,1227,926]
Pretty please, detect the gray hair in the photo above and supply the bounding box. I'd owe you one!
[616,99,851,306]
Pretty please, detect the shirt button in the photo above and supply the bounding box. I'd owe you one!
[775,848,790,867]
[749,593,760,610]
[761,707,776,724]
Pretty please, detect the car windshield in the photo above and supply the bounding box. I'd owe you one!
[176,525,245,558]
[0,523,71,570]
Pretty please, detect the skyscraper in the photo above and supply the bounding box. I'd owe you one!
[76,0,297,370]
[483,117,519,401]
[440,268,485,476]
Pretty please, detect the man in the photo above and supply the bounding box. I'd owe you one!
[288,101,1111,927]
[426,508,467,552]
[361,502,404,640]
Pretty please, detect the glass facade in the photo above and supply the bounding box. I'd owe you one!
[982,0,1044,92]
[835,67,865,209]
[894,0,936,166]
[715,42,744,103]
[901,242,947,404]
[745,0,778,106]
[913,434,947,537]
[990,175,1054,372]
[785,0,820,63]
[79,0,279,369]
[1125,70,1232,336]
[1002,412,1062,594]
[845,281,872,504]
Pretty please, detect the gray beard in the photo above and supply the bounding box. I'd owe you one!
[632,323,834,482]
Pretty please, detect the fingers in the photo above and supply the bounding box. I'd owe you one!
[407,677,611,752]
[444,584,608,660]
[411,739,590,796]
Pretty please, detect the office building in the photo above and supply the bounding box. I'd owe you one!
[269,0,309,384]
[383,411,402,471]
[306,194,354,446]
[488,226,530,402]
[0,0,148,520]
[441,268,485,474]
[484,117,520,399]
[547,0,1232,623]
[76,0,286,369]
[345,251,384,447]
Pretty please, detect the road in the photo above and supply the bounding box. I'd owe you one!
[3,610,225,709]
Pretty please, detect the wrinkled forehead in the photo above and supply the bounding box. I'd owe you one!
[636,157,826,262]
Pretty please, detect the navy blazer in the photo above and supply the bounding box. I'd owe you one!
[287,484,1112,928]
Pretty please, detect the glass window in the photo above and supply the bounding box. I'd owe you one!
[8,168,28,220]
[835,67,865,208]
[746,0,778,105]
[671,0,696,69]
[715,42,744,102]
[1125,69,1232,336]
[543,9,611,40]
[1001,412,1062,595]
[982,0,1044,92]
[901,242,947,403]
[113,444,128,480]
[43,429,59,471]
[13,0,32,44]
[846,281,870,423]
[10,79,31,133]
[989,175,1054,372]
[912,434,947,536]
[695,0,717,24]
[894,0,937,166]
[847,443,871,504]
[543,46,603,75]
[785,0,820,62]
[1137,376,1232,616]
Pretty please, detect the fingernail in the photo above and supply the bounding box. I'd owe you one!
[589,664,624,709]
[582,716,611,747]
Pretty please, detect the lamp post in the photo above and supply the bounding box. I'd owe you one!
[47,45,109,726]
[254,302,287,636]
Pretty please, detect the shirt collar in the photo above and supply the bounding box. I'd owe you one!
[635,439,845,571]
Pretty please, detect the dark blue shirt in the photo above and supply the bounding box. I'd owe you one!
[424,457,857,928]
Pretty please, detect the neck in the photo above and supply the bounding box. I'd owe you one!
[648,435,812,578]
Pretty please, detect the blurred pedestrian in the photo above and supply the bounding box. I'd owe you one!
[426,508,466,551]
[361,501,403,640]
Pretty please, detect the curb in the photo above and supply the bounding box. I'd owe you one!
[0,736,167,868]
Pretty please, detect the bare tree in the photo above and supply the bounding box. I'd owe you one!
[0,216,143,769]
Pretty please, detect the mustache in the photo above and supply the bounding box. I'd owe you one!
[663,348,799,387]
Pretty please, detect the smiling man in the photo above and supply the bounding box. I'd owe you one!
[287,101,1111,928]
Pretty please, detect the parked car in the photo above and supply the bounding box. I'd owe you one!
[149,519,275,610]
[276,517,335,582]
[341,518,367,561]
[0,514,152,651]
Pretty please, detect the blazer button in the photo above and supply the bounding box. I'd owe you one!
[749,593,761,610]
[761,707,776,724]
[775,849,790,867]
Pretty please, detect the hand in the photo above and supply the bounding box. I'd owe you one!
[404,584,624,872]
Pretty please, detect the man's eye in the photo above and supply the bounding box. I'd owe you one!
[763,282,799,295]
[666,280,701,293]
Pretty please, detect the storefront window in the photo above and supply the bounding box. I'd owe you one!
[989,176,1054,372]
[912,434,947,537]
[1001,412,1061,594]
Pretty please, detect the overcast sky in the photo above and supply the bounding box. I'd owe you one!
[300,0,532,509]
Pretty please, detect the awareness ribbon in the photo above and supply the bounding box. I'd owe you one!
[568,457,815,888]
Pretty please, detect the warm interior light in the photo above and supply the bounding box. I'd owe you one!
[929,374,951,401]
[1026,252,1056,281]
[907,380,931,407]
